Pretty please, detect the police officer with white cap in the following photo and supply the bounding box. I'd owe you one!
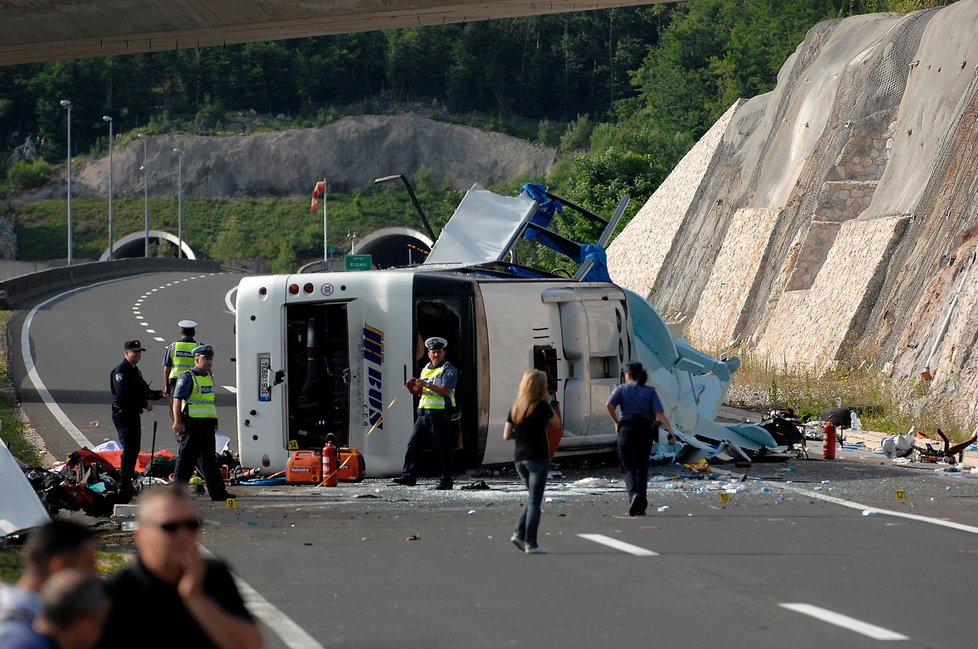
[391,336,458,489]
[171,344,234,501]
[162,319,198,398]
[110,340,163,499]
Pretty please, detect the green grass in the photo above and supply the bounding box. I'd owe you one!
[0,549,130,581]
[0,311,41,467]
[13,182,471,268]
[728,351,974,442]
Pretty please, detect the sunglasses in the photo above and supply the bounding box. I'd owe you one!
[153,518,202,534]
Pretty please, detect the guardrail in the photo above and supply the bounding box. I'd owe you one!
[0,258,222,309]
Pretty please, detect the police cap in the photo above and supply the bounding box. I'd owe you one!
[192,344,214,357]
[178,319,198,330]
[424,336,448,350]
[124,340,146,351]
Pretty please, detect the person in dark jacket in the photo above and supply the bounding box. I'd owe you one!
[503,369,560,554]
[110,340,162,498]
[606,361,674,516]
[97,487,262,649]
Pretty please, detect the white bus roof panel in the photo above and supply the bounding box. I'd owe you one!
[423,183,537,266]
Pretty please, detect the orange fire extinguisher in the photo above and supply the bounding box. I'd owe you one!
[822,421,837,460]
[322,438,339,487]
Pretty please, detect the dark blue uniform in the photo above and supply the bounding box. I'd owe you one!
[110,360,154,494]
[398,361,458,488]
[607,382,664,515]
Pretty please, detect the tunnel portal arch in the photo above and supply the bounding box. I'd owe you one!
[100,230,197,261]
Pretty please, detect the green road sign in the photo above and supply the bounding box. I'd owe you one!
[326,245,338,255]
[345,254,372,271]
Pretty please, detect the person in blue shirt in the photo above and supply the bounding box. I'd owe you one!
[606,361,674,516]
[171,344,234,501]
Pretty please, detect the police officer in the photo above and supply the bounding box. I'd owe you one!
[110,340,163,499]
[606,361,674,516]
[162,319,198,398]
[391,336,458,490]
[171,344,234,501]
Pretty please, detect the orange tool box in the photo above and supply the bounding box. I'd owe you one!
[337,448,365,483]
[286,450,322,484]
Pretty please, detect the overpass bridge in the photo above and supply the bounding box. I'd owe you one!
[1,0,676,66]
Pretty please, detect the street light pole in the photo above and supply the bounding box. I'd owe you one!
[102,115,114,260]
[137,134,149,257]
[60,100,72,266]
[173,148,183,259]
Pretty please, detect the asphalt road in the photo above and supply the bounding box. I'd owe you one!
[9,270,243,461]
[9,271,978,648]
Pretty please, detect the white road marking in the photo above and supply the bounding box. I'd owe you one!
[787,487,978,535]
[146,329,156,334]
[197,547,324,649]
[21,284,134,448]
[577,534,658,556]
[135,315,143,319]
[225,285,237,314]
[154,337,165,342]
[223,385,237,394]
[779,604,908,641]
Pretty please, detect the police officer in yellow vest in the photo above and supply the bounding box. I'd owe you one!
[162,319,198,398]
[391,336,458,489]
[171,344,234,501]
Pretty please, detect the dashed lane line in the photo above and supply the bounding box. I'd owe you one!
[577,534,658,556]
[779,604,909,641]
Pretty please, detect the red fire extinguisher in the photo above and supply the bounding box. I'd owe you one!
[822,421,837,460]
[322,439,339,487]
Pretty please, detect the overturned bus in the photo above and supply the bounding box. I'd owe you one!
[235,184,775,476]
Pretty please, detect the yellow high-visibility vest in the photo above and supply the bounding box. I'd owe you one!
[185,372,217,419]
[418,365,456,410]
[167,341,197,380]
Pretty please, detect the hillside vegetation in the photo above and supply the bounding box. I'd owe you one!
[0,0,955,266]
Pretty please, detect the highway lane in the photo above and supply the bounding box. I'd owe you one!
[198,474,978,649]
[10,270,245,461]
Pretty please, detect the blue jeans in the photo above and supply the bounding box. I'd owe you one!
[514,458,549,547]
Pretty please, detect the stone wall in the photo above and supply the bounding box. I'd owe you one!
[689,207,780,348]
[607,101,741,300]
[608,2,978,419]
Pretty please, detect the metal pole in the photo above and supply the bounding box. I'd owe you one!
[103,116,114,260]
[323,176,329,264]
[173,148,183,258]
[138,134,149,257]
[60,100,72,266]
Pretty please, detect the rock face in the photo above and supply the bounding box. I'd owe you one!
[47,113,557,199]
[608,3,978,422]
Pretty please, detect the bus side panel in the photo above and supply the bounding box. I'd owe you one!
[355,290,417,476]
[478,283,565,465]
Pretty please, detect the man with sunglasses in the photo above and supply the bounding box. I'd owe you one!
[97,488,262,649]
[110,339,164,500]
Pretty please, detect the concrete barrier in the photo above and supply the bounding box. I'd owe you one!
[0,258,222,309]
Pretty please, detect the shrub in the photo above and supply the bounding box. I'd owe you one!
[7,159,55,190]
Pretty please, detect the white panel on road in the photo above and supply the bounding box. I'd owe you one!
[577,534,658,556]
[223,385,237,393]
[779,603,909,641]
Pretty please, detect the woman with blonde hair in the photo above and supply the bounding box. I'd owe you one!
[503,369,560,554]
